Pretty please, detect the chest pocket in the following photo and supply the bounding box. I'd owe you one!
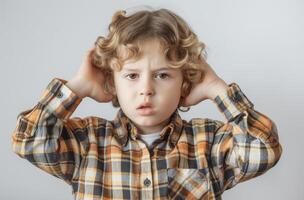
[167,168,211,200]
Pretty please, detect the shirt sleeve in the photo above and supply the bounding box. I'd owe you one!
[210,82,282,195]
[11,78,89,185]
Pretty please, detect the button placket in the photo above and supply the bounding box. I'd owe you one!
[137,139,153,200]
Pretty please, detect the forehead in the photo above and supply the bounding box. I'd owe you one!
[118,39,172,71]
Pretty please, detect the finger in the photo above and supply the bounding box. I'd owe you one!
[83,49,96,64]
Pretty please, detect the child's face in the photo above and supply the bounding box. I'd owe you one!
[113,39,183,134]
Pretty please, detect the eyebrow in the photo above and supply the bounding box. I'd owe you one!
[122,67,173,72]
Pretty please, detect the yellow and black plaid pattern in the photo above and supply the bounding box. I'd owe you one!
[12,78,282,200]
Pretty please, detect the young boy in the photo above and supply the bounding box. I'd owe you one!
[12,7,282,200]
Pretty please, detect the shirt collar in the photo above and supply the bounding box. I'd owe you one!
[113,108,183,148]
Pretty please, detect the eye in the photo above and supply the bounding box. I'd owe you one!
[125,73,138,80]
[156,73,170,79]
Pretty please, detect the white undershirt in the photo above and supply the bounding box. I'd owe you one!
[139,132,160,147]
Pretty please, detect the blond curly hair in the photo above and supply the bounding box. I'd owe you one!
[92,7,208,112]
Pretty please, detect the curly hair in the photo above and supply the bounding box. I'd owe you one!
[92,7,209,112]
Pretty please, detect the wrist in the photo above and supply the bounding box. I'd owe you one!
[208,79,229,100]
[66,77,89,98]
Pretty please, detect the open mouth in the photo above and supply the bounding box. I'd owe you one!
[137,106,154,115]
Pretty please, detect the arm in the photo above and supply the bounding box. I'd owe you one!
[11,78,89,185]
[209,82,282,195]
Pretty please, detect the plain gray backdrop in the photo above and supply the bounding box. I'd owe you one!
[1,0,303,199]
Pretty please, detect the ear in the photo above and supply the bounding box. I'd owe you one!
[108,84,117,96]
[111,81,117,95]
[108,74,117,95]
[180,82,187,98]
[178,94,185,106]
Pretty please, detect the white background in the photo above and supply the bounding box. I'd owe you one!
[1,0,303,199]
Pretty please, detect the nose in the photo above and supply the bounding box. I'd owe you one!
[140,76,155,97]
[140,89,154,96]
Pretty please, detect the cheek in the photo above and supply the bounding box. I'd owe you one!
[161,84,182,100]
[114,82,133,100]
[113,75,125,92]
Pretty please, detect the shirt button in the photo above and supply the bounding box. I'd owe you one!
[233,93,242,101]
[57,91,63,98]
[144,178,151,187]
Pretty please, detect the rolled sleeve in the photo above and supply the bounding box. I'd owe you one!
[38,78,83,121]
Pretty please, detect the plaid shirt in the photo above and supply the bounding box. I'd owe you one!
[12,78,282,200]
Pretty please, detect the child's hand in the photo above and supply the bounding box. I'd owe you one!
[179,62,229,107]
[67,47,114,103]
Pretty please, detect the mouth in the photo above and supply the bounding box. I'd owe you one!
[137,102,153,110]
[137,103,154,116]
[137,107,154,116]
[137,105,152,109]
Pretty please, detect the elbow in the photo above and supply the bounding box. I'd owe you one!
[266,121,283,167]
[11,122,32,157]
[11,134,26,158]
[269,141,283,168]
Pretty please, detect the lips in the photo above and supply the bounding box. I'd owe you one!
[137,102,155,116]
[137,102,153,109]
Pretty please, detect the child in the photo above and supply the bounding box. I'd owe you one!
[12,7,282,200]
